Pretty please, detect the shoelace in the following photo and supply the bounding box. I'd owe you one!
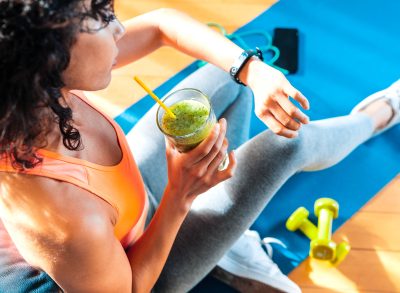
[261,237,287,259]
[244,231,286,261]
[245,230,302,264]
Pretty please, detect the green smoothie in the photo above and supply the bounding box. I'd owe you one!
[161,99,215,152]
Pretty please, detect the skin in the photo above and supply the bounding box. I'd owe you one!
[360,100,393,129]
[0,5,393,293]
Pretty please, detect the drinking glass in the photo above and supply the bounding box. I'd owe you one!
[156,88,229,170]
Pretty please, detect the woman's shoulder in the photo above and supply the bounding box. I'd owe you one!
[0,171,117,258]
[0,172,127,292]
[1,170,116,217]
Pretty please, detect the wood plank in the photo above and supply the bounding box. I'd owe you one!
[289,250,400,292]
[361,176,400,213]
[115,1,273,25]
[333,212,400,251]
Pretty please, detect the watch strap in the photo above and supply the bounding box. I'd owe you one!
[229,47,264,85]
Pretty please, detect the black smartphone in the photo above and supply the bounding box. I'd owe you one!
[272,28,299,74]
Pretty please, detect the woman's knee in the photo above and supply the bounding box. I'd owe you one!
[266,130,305,159]
[237,129,306,175]
[269,126,312,171]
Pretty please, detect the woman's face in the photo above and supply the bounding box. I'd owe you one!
[62,9,125,91]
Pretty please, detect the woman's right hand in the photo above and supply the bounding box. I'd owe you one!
[164,118,237,208]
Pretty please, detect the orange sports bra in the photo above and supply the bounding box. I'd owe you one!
[0,90,149,249]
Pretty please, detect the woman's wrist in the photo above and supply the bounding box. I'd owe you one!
[163,183,193,215]
[238,57,276,88]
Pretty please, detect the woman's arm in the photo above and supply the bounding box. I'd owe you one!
[0,174,133,293]
[0,119,233,292]
[114,10,164,67]
[116,9,310,138]
[115,9,240,73]
[0,173,188,293]
[126,185,189,292]
[127,119,236,292]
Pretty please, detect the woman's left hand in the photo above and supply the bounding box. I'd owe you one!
[245,60,310,138]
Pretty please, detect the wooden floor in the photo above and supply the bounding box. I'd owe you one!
[91,1,400,292]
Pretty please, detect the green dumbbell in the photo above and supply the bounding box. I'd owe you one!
[286,207,318,242]
[286,206,335,260]
[286,202,351,264]
[310,198,339,261]
[331,241,351,266]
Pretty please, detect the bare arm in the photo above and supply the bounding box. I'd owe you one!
[0,175,132,293]
[126,186,188,292]
[115,9,241,74]
[127,119,235,292]
[0,178,186,293]
[116,9,310,138]
[115,10,164,67]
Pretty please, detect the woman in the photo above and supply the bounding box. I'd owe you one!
[0,1,398,292]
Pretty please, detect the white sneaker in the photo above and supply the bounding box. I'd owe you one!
[213,230,301,293]
[351,79,400,137]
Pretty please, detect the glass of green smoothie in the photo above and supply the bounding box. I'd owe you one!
[156,88,229,170]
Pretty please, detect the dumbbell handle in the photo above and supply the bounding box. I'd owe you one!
[300,218,318,240]
[317,209,333,240]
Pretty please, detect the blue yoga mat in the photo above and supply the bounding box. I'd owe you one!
[114,0,400,291]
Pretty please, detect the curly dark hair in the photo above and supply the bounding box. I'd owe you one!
[0,0,116,169]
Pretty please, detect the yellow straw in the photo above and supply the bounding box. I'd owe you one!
[133,76,176,119]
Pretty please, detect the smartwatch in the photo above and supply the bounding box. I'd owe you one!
[229,47,264,85]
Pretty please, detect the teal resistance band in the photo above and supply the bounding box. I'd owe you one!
[198,22,289,75]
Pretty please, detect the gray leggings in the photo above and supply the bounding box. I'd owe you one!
[0,65,374,293]
[126,64,374,292]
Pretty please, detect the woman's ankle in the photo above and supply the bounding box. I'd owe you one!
[359,99,394,131]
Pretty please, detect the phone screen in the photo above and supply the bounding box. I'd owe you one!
[272,28,299,74]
